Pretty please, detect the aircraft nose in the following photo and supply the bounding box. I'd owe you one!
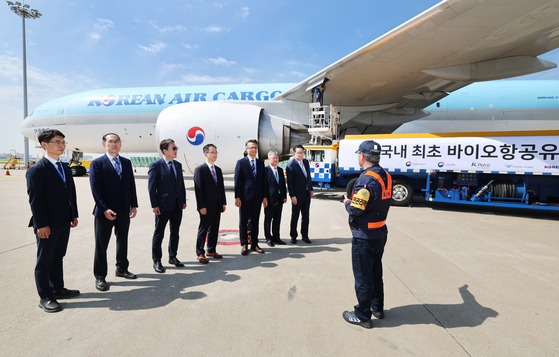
[20,116,37,142]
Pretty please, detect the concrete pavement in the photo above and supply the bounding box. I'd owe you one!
[1,168,558,356]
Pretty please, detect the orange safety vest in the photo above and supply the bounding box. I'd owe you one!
[363,170,392,230]
[364,170,392,200]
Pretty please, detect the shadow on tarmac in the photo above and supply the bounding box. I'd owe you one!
[61,238,348,311]
[375,284,498,329]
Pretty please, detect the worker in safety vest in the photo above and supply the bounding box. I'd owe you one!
[342,140,392,329]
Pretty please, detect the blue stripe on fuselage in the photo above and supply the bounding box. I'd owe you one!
[426,80,559,110]
[27,83,296,119]
[26,80,559,120]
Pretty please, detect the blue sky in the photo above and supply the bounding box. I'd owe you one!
[2,0,559,154]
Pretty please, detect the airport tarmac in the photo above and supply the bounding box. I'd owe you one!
[1,168,558,356]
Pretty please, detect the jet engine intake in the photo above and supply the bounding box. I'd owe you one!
[155,101,309,174]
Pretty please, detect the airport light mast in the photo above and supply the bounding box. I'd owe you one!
[6,1,42,166]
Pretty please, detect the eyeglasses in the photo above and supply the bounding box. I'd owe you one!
[106,140,121,144]
[246,146,257,150]
[207,151,218,154]
[48,140,67,146]
[170,146,178,151]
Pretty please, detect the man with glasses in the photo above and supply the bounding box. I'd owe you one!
[148,139,187,273]
[89,133,138,291]
[264,150,287,246]
[26,129,79,312]
[193,144,226,264]
[234,139,268,255]
[286,145,313,244]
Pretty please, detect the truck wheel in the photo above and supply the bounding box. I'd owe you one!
[70,166,79,176]
[392,180,413,206]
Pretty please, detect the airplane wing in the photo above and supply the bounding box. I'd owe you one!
[275,0,559,114]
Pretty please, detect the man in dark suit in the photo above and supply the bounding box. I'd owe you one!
[286,145,314,244]
[89,133,138,292]
[26,129,80,313]
[148,139,187,273]
[234,139,268,255]
[264,150,287,246]
[193,144,227,264]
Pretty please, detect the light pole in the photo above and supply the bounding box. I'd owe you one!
[6,1,41,166]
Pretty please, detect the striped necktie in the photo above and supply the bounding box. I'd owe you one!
[113,157,122,178]
[211,165,217,184]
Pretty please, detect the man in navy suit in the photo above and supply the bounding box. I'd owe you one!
[148,139,187,273]
[193,144,227,264]
[234,139,268,255]
[264,150,287,247]
[26,129,79,313]
[286,145,314,244]
[89,133,138,291]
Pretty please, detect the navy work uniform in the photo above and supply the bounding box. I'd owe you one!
[345,164,392,322]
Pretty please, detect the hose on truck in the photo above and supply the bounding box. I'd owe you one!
[493,180,517,198]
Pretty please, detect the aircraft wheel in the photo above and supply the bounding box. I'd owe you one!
[392,180,414,206]
[70,166,79,176]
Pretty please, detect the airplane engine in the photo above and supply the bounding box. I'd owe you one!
[155,101,309,174]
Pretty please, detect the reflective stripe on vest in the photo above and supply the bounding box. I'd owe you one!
[368,220,386,229]
[363,170,392,200]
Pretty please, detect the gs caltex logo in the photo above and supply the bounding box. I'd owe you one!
[544,165,559,169]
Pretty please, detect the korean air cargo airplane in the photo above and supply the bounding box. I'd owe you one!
[20,0,559,174]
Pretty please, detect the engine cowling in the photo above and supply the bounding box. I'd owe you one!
[155,101,308,174]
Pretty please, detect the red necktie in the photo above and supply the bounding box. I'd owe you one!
[211,165,217,183]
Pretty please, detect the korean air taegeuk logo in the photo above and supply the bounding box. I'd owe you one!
[187,126,205,146]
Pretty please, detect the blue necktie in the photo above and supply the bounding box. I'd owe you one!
[300,161,307,177]
[251,159,256,176]
[168,161,176,180]
[56,161,66,185]
[113,157,122,179]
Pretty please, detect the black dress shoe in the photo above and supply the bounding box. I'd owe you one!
[290,238,297,244]
[96,278,109,291]
[115,270,137,279]
[241,245,249,256]
[302,237,312,244]
[168,257,185,267]
[371,308,385,319]
[274,239,286,245]
[154,261,166,273]
[39,297,62,313]
[53,288,80,299]
[251,245,265,254]
[266,239,275,247]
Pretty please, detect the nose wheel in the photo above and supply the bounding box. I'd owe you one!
[70,165,87,176]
